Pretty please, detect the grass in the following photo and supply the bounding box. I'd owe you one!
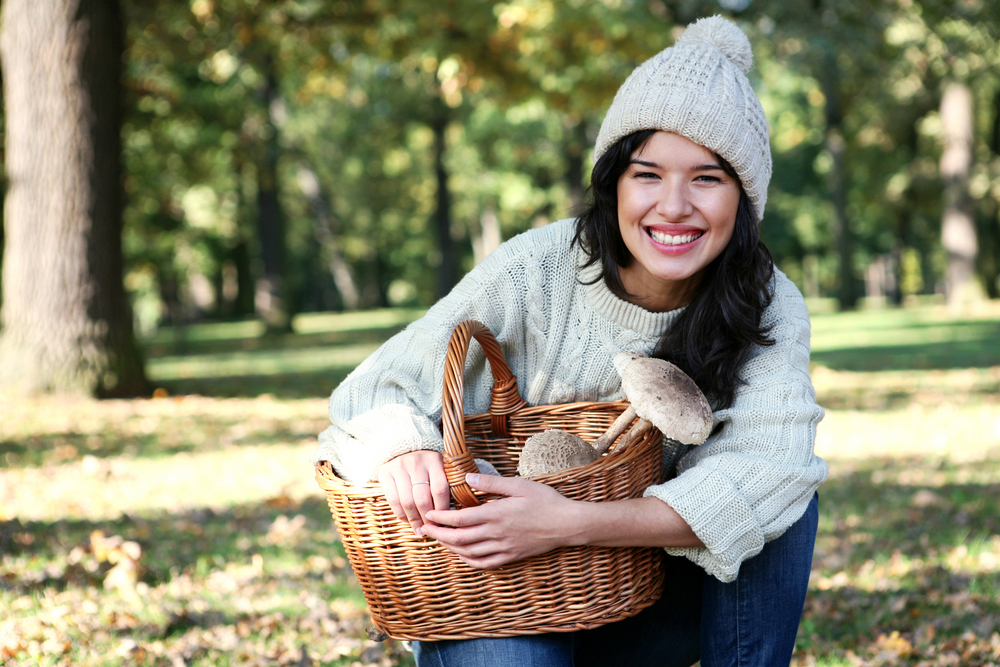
[2,300,999,666]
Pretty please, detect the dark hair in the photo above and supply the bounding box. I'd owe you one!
[572,130,775,410]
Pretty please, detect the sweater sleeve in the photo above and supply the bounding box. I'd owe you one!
[314,231,546,483]
[642,273,828,582]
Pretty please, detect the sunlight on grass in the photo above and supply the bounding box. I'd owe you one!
[816,404,1000,462]
[145,318,266,344]
[293,308,426,335]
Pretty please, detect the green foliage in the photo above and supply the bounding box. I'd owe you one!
[6,0,996,329]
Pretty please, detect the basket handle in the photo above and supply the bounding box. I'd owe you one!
[441,320,527,508]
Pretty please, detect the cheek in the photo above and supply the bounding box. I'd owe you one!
[709,192,740,239]
[617,182,650,224]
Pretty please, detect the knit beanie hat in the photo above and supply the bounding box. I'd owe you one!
[593,15,771,223]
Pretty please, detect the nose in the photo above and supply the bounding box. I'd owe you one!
[655,180,693,221]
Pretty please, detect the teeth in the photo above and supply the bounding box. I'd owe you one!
[648,229,703,245]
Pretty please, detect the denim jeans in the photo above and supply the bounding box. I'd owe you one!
[413,493,818,667]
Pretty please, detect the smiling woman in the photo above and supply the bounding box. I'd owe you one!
[317,15,827,667]
[615,131,741,312]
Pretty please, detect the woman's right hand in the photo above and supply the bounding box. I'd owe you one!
[377,450,451,536]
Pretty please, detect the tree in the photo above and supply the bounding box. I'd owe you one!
[0,0,148,397]
[939,82,978,305]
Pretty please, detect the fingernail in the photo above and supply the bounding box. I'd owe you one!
[413,525,424,537]
[466,473,480,486]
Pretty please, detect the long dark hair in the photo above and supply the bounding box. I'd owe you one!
[573,129,775,409]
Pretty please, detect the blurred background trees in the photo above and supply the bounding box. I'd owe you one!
[1,0,999,396]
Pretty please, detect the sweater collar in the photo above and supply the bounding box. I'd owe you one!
[576,244,684,337]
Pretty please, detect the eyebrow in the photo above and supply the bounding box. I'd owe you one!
[629,159,724,171]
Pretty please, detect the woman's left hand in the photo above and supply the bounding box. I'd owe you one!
[421,473,581,569]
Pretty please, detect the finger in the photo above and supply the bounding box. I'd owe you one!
[396,482,427,533]
[421,520,490,547]
[426,533,515,569]
[464,472,538,497]
[409,480,437,529]
[457,553,513,570]
[427,464,451,512]
[377,472,406,523]
[424,505,489,529]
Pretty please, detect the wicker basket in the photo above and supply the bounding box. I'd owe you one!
[315,320,665,640]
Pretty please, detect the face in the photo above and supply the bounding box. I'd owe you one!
[616,131,741,312]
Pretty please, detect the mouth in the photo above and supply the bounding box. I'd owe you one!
[646,228,704,246]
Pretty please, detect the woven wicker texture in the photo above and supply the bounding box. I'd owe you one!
[315,320,666,640]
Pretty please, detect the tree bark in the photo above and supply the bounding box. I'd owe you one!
[0,0,148,397]
[977,89,1000,299]
[819,46,858,311]
[939,82,979,306]
[255,55,290,332]
[431,110,457,300]
[295,159,360,310]
[564,118,588,211]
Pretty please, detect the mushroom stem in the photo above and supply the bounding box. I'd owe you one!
[607,418,653,455]
[592,405,637,454]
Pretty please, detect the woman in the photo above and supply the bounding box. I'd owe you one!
[317,15,827,666]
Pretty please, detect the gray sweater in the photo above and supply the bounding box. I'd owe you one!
[316,219,828,582]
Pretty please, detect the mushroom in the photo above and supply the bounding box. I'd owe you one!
[517,429,600,478]
[592,353,713,454]
[516,354,713,478]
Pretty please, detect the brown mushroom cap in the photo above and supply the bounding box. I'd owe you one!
[517,429,600,478]
[614,353,713,445]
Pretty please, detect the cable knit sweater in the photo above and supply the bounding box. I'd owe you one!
[316,218,828,582]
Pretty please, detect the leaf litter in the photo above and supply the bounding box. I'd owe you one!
[1,385,998,666]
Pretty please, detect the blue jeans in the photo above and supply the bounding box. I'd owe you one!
[413,493,818,667]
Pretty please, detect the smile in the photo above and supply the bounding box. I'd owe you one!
[647,228,704,246]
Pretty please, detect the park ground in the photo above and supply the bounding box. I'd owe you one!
[2,301,1000,666]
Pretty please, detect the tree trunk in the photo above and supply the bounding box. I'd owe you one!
[564,118,588,211]
[472,207,502,265]
[939,82,979,306]
[977,89,1000,299]
[0,0,148,397]
[255,56,290,332]
[230,239,255,317]
[431,111,457,300]
[295,159,360,310]
[819,46,858,311]
[229,150,255,318]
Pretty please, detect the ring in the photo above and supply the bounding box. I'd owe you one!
[412,481,431,486]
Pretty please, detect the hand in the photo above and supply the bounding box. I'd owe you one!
[422,473,580,569]
[377,450,451,537]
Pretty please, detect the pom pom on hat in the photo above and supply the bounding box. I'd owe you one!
[593,15,772,223]
[677,15,753,75]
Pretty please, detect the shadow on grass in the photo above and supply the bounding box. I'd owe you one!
[799,568,996,658]
[0,421,321,468]
[144,325,411,359]
[153,370,350,400]
[816,455,1000,561]
[799,455,1000,658]
[0,432,202,467]
[812,335,1000,373]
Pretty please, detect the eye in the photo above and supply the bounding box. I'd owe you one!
[695,174,723,184]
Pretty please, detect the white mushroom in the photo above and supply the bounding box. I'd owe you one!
[517,429,600,478]
[592,353,713,454]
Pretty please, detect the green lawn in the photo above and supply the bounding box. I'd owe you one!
[2,301,999,666]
